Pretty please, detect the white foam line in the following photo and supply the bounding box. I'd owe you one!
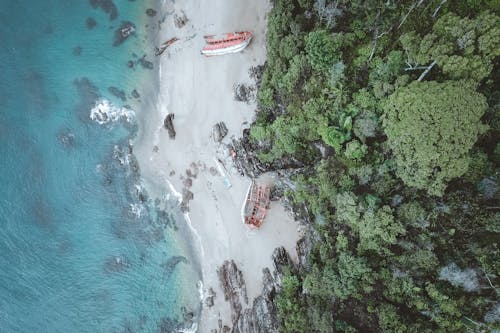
[178,322,198,333]
[159,171,206,286]
[183,211,205,259]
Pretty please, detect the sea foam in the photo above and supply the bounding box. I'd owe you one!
[90,99,135,125]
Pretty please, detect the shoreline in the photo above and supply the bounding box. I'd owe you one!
[134,1,302,331]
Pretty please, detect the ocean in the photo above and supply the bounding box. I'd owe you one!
[0,1,200,332]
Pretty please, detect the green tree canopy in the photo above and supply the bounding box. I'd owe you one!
[383,81,488,196]
[400,11,500,82]
[305,30,343,72]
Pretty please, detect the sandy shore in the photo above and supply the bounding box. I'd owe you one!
[134,1,301,331]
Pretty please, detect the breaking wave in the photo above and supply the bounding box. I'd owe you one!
[90,99,135,125]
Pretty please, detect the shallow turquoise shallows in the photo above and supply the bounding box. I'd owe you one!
[0,1,199,332]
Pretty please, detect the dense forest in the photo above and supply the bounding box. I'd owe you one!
[249,0,500,332]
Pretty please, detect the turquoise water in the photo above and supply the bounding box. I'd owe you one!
[0,1,199,332]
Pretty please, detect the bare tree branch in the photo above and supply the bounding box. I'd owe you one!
[432,0,447,18]
[398,0,425,30]
[417,60,437,81]
[481,268,499,294]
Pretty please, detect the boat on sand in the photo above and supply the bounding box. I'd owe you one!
[201,31,252,56]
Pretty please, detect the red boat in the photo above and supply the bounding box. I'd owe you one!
[201,31,253,56]
[155,37,179,56]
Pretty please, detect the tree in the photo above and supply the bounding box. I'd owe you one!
[304,253,374,301]
[400,11,500,82]
[305,30,343,72]
[277,273,309,332]
[383,80,488,196]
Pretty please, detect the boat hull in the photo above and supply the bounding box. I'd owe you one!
[201,32,252,57]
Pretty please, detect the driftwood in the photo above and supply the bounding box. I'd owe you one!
[164,113,176,139]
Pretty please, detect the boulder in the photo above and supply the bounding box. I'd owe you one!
[213,122,228,142]
[163,113,176,139]
[252,295,278,333]
[218,260,248,325]
[113,21,135,47]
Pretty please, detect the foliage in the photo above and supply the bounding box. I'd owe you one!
[400,11,500,82]
[253,1,500,332]
[305,30,343,72]
[276,273,309,332]
[383,80,488,196]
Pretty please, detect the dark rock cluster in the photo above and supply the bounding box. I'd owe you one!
[89,0,118,20]
[108,86,127,102]
[174,11,188,28]
[163,113,176,139]
[146,8,157,17]
[233,83,255,104]
[213,122,228,142]
[215,247,298,333]
[86,17,97,29]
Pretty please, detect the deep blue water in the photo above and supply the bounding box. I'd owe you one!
[0,1,199,332]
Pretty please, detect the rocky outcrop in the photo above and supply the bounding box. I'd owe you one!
[230,134,268,178]
[213,122,229,142]
[215,247,297,333]
[218,260,248,327]
[164,113,176,139]
[296,235,313,273]
[113,21,135,47]
[252,295,278,333]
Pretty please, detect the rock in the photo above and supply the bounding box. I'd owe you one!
[86,17,97,29]
[296,235,313,273]
[163,113,176,139]
[57,128,76,149]
[73,46,82,56]
[237,308,255,333]
[272,247,295,282]
[213,122,228,142]
[146,8,157,17]
[205,287,216,308]
[138,56,154,70]
[216,250,295,332]
[103,255,130,273]
[183,177,193,188]
[127,60,134,68]
[161,256,187,278]
[113,21,135,47]
[181,188,193,212]
[230,135,269,178]
[252,295,278,333]
[89,0,118,21]
[218,260,248,325]
[233,83,255,103]
[131,89,140,99]
[108,86,127,101]
[249,65,265,89]
[260,268,276,299]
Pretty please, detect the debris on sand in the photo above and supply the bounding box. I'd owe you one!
[155,37,179,56]
[174,11,188,28]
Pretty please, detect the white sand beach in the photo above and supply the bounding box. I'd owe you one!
[134,1,301,331]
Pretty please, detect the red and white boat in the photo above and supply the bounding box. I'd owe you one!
[201,31,253,56]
